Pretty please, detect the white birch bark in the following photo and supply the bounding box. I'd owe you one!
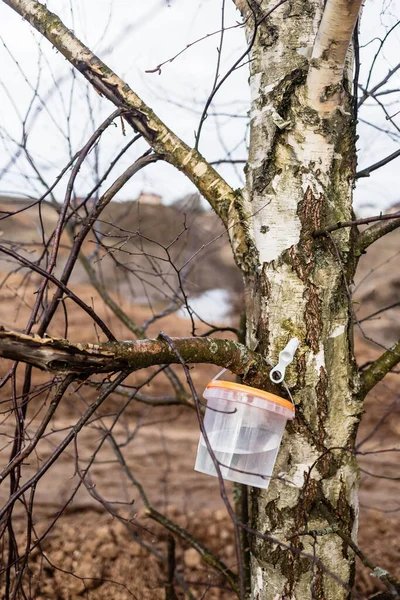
[239,1,363,598]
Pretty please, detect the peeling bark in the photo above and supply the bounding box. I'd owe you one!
[242,1,363,598]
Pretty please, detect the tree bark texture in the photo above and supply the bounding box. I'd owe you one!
[237,1,362,598]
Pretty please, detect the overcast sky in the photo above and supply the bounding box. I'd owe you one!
[0,0,399,213]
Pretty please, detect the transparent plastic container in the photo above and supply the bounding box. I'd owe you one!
[194,379,294,489]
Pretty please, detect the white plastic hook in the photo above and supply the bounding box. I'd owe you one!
[212,368,227,381]
[269,338,299,384]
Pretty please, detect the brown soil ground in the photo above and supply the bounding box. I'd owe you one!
[0,238,399,599]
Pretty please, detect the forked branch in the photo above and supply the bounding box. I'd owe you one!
[1,0,257,271]
[313,209,400,242]
[359,339,400,398]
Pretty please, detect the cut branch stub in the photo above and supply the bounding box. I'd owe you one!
[0,328,274,391]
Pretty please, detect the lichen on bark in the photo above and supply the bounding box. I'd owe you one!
[241,0,364,598]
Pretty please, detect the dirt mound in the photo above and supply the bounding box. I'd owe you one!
[0,196,242,304]
[6,509,236,600]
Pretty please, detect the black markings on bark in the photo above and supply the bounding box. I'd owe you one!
[252,68,307,196]
[304,284,323,354]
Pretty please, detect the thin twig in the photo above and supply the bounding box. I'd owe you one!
[313,210,400,238]
[356,148,400,179]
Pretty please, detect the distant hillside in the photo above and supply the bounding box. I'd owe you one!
[0,195,243,306]
[0,195,398,344]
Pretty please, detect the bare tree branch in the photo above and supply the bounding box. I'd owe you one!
[0,375,75,482]
[78,252,146,339]
[144,20,244,76]
[359,339,400,398]
[356,213,400,254]
[165,535,179,600]
[313,210,400,238]
[0,245,116,340]
[1,0,257,272]
[0,327,271,387]
[359,301,400,324]
[106,432,238,593]
[210,159,247,165]
[78,249,190,401]
[355,148,400,179]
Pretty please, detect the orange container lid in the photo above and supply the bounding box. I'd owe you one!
[206,380,294,412]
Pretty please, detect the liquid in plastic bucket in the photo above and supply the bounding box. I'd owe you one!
[194,380,294,489]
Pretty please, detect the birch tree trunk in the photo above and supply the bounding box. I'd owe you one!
[240,1,362,598]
